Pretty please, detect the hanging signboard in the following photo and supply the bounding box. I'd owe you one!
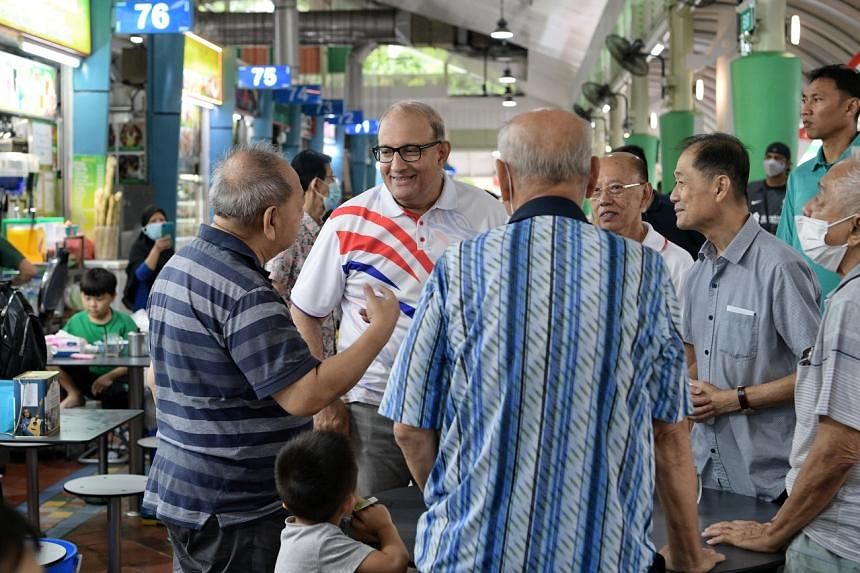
[114,1,194,34]
[274,84,322,105]
[0,51,58,119]
[237,65,291,89]
[0,0,91,55]
[182,32,223,106]
[303,99,344,117]
[344,119,379,135]
[328,110,364,126]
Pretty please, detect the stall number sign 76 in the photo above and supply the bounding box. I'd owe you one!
[134,3,170,29]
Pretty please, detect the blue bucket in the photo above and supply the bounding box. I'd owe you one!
[41,538,81,573]
[0,379,21,436]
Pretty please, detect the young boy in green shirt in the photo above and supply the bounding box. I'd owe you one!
[58,268,139,408]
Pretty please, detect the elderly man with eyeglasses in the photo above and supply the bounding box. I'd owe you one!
[593,152,693,307]
[291,100,507,494]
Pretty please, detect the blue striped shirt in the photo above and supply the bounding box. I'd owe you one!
[143,225,319,528]
[380,196,691,572]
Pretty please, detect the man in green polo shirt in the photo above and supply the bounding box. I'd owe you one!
[777,64,860,299]
[0,236,37,285]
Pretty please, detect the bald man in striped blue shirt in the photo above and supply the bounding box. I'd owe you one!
[380,110,724,573]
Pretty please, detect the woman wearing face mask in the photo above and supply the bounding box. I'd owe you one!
[746,142,792,234]
[122,205,175,311]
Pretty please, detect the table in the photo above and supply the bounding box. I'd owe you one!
[375,486,784,573]
[48,355,149,477]
[0,409,143,533]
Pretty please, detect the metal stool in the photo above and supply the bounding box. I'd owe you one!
[137,435,158,469]
[64,474,147,573]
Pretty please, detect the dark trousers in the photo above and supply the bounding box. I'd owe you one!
[166,508,287,573]
[649,553,666,572]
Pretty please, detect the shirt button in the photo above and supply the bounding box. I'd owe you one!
[704,350,710,356]
[710,283,718,289]
[710,448,716,454]
[419,221,424,226]
[708,315,713,320]
[419,237,426,242]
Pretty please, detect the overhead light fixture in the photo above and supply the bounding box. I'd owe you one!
[605,144,613,153]
[499,68,516,84]
[502,86,517,107]
[790,15,800,45]
[590,120,596,129]
[650,42,665,57]
[623,131,630,139]
[491,0,514,40]
[20,39,81,68]
[129,35,144,44]
[650,112,658,130]
[491,150,501,159]
[602,103,611,113]
[695,78,705,101]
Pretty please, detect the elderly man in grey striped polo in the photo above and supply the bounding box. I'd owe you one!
[704,156,860,571]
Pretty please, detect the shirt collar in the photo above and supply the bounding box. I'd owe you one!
[833,263,860,295]
[812,131,860,172]
[508,196,589,224]
[198,224,268,275]
[379,172,458,218]
[700,215,761,264]
[641,222,667,252]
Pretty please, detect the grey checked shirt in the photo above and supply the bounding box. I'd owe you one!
[682,215,820,501]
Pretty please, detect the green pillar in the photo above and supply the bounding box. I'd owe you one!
[624,133,660,188]
[660,111,695,192]
[731,53,801,181]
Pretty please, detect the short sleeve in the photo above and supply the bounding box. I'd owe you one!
[773,260,821,358]
[813,298,860,432]
[224,287,319,400]
[318,532,375,572]
[290,219,346,318]
[0,237,24,270]
[379,260,451,430]
[648,257,692,423]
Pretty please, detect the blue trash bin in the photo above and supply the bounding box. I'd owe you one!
[41,538,80,573]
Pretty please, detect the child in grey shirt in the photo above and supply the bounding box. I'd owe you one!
[274,431,409,573]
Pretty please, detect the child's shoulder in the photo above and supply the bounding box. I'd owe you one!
[63,310,90,328]
[111,309,138,328]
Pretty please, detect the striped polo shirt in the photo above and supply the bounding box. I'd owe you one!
[291,173,507,406]
[143,225,319,529]
[380,196,691,572]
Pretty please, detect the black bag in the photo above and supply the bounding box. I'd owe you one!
[0,284,47,379]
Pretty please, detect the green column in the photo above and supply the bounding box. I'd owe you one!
[730,52,801,181]
[660,111,695,192]
[624,133,660,188]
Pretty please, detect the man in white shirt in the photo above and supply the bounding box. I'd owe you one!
[290,100,508,494]
[593,152,693,306]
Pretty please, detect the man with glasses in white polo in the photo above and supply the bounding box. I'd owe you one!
[593,152,693,307]
[291,100,507,494]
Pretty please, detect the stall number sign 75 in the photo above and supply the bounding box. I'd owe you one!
[237,66,292,90]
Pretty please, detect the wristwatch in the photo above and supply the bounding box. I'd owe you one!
[737,386,754,414]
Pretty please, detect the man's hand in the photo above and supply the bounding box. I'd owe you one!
[702,520,784,553]
[688,380,739,422]
[313,400,350,436]
[303,187,325,222]
[92,375,114,396]
[660,544,726,573]
[359,284,400,335]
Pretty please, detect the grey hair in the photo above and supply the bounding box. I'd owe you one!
[835,157,860,215]
[378,100,446,141]
[209,142,294,230]
[497,113,592,184]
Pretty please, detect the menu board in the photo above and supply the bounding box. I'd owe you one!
[0,0,91,55]
[0,51,58,119]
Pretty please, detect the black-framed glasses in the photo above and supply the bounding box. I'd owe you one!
[591,181,646,199]
[371,141,442,163]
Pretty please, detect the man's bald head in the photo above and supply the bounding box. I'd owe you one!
[498,109,593,186]
[603,152,648,183]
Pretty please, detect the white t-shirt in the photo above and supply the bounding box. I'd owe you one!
[642,222,693,309]
[291,173,508,406]
[274,517,374,573]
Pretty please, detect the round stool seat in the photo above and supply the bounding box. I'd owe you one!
[64,474,148,497]
[137,436,159,449]
[36,539,67,566]
[0,442,53,448]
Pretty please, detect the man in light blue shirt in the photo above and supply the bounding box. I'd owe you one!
[381,110,723,573]
[776,64,860,299]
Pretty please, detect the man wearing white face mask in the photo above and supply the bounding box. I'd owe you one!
[746,142,791,234]
[703,156,860,572]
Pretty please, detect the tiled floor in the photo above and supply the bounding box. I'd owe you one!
[1,447,173,572]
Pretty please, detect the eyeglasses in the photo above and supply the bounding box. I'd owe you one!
[591,181,646,199]
[371,141,442,163]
